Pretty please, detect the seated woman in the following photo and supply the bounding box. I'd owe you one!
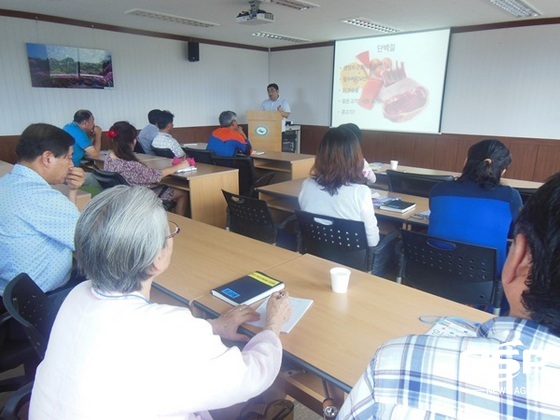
[103,121,190,216]
[339,122,376,186]
[30,186,291,419]
[298,126,380,247]
[428,139,522,310]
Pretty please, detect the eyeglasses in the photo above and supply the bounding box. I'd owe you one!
[168,220,181,239]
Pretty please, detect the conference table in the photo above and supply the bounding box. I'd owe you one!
[92,153,238,228]
[373,163,543,190]
[256,177,430,227]
[0,160,92,211]
[152,213,493,413]
[182,143,315,182]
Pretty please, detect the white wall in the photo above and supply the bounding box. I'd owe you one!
[268,47,333,126]
[0,16,269,135]
[3,15,560,140]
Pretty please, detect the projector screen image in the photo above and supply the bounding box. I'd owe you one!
[332,29,450,134]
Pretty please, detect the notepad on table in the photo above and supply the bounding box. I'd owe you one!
[175,167,197,173]
[247,296,313,333]
[379,199,416,214]
[211,271,285,306]
[251,150,265,156]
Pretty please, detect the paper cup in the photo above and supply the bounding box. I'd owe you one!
[330,267,351,293]
[390,160,399,170]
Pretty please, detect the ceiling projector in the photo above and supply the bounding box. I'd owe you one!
[236,0,274,24]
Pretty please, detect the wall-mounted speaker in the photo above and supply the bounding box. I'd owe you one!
[188,42,200,62]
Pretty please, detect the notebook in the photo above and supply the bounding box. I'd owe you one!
[379,199,416,213]
[211,271,285,306]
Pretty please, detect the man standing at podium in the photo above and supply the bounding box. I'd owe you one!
[260,83,291,133]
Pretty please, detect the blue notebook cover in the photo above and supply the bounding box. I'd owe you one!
[211,271,285,306]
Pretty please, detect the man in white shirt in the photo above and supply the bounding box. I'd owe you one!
[151,110,185,158]
[260,83,291,133]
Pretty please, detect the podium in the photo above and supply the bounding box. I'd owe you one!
[247,110,282,152]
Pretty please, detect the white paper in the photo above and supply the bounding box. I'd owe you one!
[425,317,479,337]
[247,297,313,333]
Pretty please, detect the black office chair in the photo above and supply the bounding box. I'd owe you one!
[295,210,400,276]
[91,167,176,211]
[212,155,275,198]
[133,141,146,154]
[151,147,176,158]
[399,229,502,315]
[514,187,538,205]
[1,274,61,420]
[3,273,59,359]
[386,170,454,198]
[184,147,216,164]
[222,190,296,245]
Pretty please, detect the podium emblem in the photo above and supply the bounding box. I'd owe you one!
[255,125,269,136]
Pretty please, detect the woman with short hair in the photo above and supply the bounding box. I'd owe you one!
[30,186,291,419]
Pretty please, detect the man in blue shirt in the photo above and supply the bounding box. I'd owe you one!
[137,109,161,155]
[0,123,85,295]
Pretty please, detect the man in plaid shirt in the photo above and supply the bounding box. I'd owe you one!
[338,173,560,419]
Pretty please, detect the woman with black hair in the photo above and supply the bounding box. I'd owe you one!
[428,139,522,282]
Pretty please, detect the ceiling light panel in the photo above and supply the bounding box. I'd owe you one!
[261,0,319,11]
[488,0,541,17]
[252,31,311,43]
[125,9,219,28]
[341,18,400,34]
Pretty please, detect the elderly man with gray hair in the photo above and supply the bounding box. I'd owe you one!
[206,110,252,157]
[30,185,291,419]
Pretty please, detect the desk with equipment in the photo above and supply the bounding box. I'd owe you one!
[0,160,91,211]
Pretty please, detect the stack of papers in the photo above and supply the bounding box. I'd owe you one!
[248,297,313,333]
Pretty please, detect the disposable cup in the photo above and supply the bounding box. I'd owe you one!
[390,160,399,170]
[330,267,351,293]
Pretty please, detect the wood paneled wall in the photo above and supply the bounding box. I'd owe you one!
[1,126,558,182]
[300,127,559,183]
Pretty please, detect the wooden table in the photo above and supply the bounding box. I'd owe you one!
[257,178,429,225]
[91,154,239,228]
[182,143,315,183]
[373,163,542,189]
[0,160,91,211]
[153,213,300,304]
[251,151,315,183]
[193,253,493,393]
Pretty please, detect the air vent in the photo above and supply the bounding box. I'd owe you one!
[125,9,220,28]
[341,17,400,34]
[252,31,311,43]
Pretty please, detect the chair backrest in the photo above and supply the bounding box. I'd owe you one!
[212,155,257,197]
[91,167,130,189]
[184,147,216,164]
[3,273,58,359]
[386,170,454,198]
[295,210,371,271]
[400,229,501,310]
[133,141,146,154]
[514,187,538,205]
[222,190,278,244]
[152,147,176,158]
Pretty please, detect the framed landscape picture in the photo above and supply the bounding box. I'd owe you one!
[26,43,114,89]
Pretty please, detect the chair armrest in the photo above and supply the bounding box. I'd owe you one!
[1,381,33,420]
[371,230,399,254]
[255,171,275,187]
[275,213,297,230]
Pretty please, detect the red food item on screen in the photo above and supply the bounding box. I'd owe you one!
[358,78,382,110]
[383,86,428,122]
[355,50,370,67]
